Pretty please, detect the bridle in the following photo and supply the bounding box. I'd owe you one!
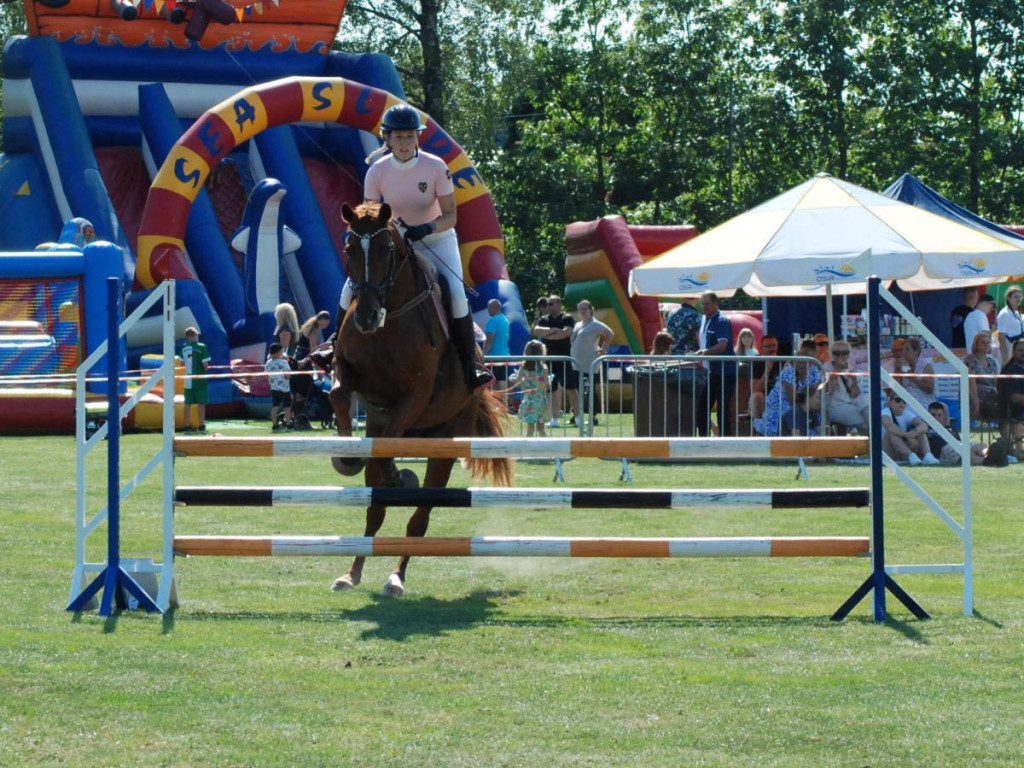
[346,225,404,306]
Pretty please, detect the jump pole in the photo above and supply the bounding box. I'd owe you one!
[831,276,929,622]
[67,278,162,615]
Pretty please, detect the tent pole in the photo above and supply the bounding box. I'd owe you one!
[826,283,835,342]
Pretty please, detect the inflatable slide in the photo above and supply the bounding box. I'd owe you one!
[0,1,529,432]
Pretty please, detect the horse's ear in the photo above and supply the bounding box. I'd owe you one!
[340,202,355,224]
[378,203,392,223]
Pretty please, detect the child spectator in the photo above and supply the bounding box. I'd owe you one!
[513,340,550,437]
[181,326,210,433]
[265,342,293,432]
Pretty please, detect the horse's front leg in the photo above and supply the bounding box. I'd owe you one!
[331,458,396,591]
[388,457,457,597]
[329,375,365,476]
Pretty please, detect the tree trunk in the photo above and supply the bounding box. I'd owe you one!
[419,0,445,127]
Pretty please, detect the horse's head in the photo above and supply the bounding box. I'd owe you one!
[341,202,404,333]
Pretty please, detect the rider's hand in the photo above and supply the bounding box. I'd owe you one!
[404,222,435,242]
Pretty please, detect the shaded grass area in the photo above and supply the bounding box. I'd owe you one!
[1,425,1022,767]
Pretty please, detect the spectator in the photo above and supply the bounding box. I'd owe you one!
[925,401,986,466]
[533,295,549,326]
[181,326,210,434]
[513,340,550,437]
[273,302,299,357]
[483,298,511,383]
[665,297,701,355]
[881,390,940,465]
[963,293,995,354]
[781,382,824,436]
[695,292,735,436]
[964,330,1001,421]
[754,338,820,437]
[569,300,613,426]
[825,340,870,434]
[749,334,780,422]
[997,337,1024,452]
[265,342,293,431]
[896,336,935,413]
[734,327,759,356]
[950,286,979,349]
[996,285,1024,365]
[296,310,331,361]
[532,295,576,427]
[651,330,673,355]
[813,333,831,364]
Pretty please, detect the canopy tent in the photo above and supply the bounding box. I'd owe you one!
[629,173,1024,300]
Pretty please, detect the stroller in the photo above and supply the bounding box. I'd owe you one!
[288,354,335,430]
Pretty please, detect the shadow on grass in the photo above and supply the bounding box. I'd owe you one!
[971,609,1003,628]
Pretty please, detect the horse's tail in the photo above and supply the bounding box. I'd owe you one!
[466,388,514,486]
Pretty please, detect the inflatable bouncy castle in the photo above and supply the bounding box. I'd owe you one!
[0,1,528,432]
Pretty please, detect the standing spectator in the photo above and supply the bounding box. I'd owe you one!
[296,310,331,361]
[996,285,1024,365]
[881,390,940,465]
[265,342,293,431]
[998,337,1024,452]
[749,334,780,422]
[483,298,511,383]
[665,297,701,355]
[568,300,613,426]
[513,340,550,437]
[825,340,870,434]
[695,292,735,436]
[896,336,935,413]
[273,302,299,357]
[963,293,995,354]
[950,286,979,349]
[181,326,210,434]
[964,331,1002,420]
[651,330,674,355]
[533,296,549,328]
[754,338,820,436]
[532,295,576,426]
[734,327,759,356]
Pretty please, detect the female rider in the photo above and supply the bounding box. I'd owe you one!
[337,104,492,392]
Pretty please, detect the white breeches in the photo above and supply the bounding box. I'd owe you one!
[339,228,469,318]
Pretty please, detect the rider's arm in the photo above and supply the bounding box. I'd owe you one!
[434,192,457,234]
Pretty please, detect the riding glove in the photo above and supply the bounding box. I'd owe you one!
[404,222,435,242]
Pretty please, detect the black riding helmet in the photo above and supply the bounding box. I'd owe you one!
[381,104,426,133]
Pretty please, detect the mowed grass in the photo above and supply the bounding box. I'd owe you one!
[2,423,1022,767]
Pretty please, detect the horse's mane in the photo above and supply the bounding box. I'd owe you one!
[351,202,387,221]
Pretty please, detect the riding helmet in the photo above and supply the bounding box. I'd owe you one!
[381,104,426,133]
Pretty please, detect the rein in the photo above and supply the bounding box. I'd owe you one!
[348,224,437,318]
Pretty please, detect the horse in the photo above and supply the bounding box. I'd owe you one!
[328,202,513,596]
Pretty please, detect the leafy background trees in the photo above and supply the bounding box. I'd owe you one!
[2,1,1022,303]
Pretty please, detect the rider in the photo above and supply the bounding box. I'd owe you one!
[337,104,493,392]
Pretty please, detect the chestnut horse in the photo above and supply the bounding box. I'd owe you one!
[329,202,513,596]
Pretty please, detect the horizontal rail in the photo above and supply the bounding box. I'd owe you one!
[173,535,871,558]
[173,436,869,460]
[174,486,870,509]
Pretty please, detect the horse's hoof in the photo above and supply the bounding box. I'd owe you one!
[331,574,357,591]
[382,574,405,598]
[398,468,419,489]
[332,457,366,476]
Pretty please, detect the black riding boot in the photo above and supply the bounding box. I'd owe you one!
[453,314,494,392]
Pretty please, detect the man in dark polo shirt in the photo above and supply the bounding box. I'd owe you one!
[949,286,978,350]
[533,295,577,425]
[695,291,736,436]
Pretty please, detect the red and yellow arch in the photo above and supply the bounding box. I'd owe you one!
[136,76,507,288]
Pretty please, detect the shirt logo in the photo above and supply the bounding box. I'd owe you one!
[418,182,428,193]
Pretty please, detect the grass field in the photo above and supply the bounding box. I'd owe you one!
[2,421,1022,767]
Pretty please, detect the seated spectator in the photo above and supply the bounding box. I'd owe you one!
[781,382,823,436]
[964,331,1002,420]
[896,336,935,413]
[886,338,906,372]
[825,340,870,434]
[651,330,674,356]
[881,390,940,465]
[963,293,995,351]
[813,333,831,364]
[925,401,986,466]
[748,334,779,421]
[997,337,1024,453]
[753,338,820,436]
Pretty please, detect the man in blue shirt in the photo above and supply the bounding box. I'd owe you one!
[483,298,511,382]
[695,292,736,436]
[665,297,701,355]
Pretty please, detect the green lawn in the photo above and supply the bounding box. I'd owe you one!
[1,423,1021,767]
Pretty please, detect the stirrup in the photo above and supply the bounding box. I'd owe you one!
[466,364,494,392]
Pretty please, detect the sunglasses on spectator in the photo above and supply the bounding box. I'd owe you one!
[816,341,829,346]
[832,350,849,356]
[889,395,905,404]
